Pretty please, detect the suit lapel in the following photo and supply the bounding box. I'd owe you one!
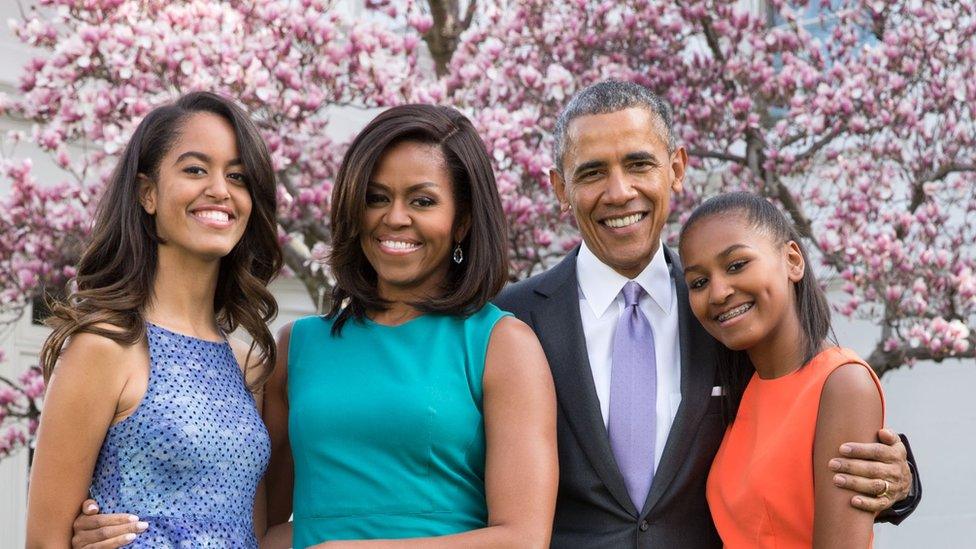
[641,246,718,516]
[531,250,637,515]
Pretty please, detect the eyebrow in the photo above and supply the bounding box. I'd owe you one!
[623,151,660,164]
[367,181,439,193]
[683,243,752,273]
[571,151,660,179]
[174,151,242,166]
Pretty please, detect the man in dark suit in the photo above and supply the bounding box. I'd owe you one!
[494,80,920,548]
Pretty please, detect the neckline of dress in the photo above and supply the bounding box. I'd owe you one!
[147,321,228,345]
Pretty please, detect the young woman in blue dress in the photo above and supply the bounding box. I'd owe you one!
[260,104,558,548]
[27,92,282,547]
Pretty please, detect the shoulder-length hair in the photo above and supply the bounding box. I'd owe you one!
[679,191,834,419]
[327,104,508,334]
[39,92,282,389]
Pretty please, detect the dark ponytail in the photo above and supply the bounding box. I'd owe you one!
[680,192,833,418]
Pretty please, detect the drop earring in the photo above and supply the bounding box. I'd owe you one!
[452,242,464,264]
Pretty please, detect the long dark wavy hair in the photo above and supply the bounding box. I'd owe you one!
[39,92,282,390]
[327,104,509,335]
[679,192,834,419]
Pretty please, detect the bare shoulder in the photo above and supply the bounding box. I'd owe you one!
[818,362,883,433]
[51,325,144,393]
[267,321,296,386]
[228,337,254,368]
[488,315,539,346]
[822,363,882,404]
[277,321,295,344]
[485,315,551,383]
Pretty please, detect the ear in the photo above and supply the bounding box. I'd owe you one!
[785,240,805,282]
[453,213,471,244]
[550,168,571,213]
[670,146,688,193]
[137,173,157,215]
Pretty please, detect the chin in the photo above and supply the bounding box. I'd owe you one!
[195,243,239,259]
[702,326,752,352]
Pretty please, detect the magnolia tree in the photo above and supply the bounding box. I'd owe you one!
[1,0,974,460]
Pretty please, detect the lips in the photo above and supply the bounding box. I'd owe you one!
[715,302,754,323]
[377,237,422,254]
[189,206,236,227]
[600,212,647,229]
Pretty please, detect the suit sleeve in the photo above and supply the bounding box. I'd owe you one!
[493,285,531,325]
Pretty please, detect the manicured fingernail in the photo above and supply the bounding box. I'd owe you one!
[833,474,845,486]
[829,459,841,470]
[840,445,853,455]
[124,533,137,541]
[85,503,97,512]
[128,514,140,522]
[136,521,149,531]
[853,497,863,506]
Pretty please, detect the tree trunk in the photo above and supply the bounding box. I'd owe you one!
[423,0,477,76]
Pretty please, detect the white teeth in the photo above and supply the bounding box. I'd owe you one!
[195,210,230,222]
[380,240,420,250]
[604,213,643,228]
[717,303,753,322]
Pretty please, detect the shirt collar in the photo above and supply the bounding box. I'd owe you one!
[576,240,674,319]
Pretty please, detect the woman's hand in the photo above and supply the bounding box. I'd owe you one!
[70,499,147,548]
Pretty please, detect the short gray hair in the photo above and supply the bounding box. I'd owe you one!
[552,80,676,174]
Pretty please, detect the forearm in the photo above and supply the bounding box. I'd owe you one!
[26,522,72,549]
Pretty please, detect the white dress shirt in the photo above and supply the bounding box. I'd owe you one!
[576,241,682,471]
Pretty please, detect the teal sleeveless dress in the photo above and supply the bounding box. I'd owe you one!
[287,304,511,547]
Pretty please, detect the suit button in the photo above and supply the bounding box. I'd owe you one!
[639,520,649,531]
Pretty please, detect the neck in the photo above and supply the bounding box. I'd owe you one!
[746,312,808,380]
[369,300,423,326]
[144,245,221,338]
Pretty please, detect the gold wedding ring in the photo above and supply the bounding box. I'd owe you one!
[878,479,890,499]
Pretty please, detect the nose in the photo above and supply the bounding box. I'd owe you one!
[204,173,232,201]
[383,198,411,228]
[708,275,734,305]
[603,167,638,205]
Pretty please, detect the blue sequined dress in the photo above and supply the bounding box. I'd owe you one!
[90,323,270,547]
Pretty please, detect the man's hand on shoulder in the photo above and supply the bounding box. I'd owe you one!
[828,428,915,515]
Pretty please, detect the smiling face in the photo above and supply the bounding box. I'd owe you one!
[138,112,252,262]
[679,213,805,354]
[360,141,465,302]
[552,107,686,278]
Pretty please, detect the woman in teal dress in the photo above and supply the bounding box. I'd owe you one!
[262,104,558,548]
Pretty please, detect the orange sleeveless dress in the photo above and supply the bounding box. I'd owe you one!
[706,347,885,548]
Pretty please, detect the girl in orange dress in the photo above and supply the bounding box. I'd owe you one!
[678,192,884,549]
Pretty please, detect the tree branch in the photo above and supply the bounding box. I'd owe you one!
[867,333,976,377]
[909,162,976,212]
[687,148,747,164]
[792,126,843,164]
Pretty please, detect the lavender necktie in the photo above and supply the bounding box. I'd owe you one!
[608,281,657,510]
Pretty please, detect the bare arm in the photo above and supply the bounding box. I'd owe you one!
[263,323,295,529]
[312,316,558,549]
[26,333,138,548]
[813,363,884,549]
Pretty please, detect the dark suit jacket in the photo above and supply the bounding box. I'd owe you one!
[495,245,726,548]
